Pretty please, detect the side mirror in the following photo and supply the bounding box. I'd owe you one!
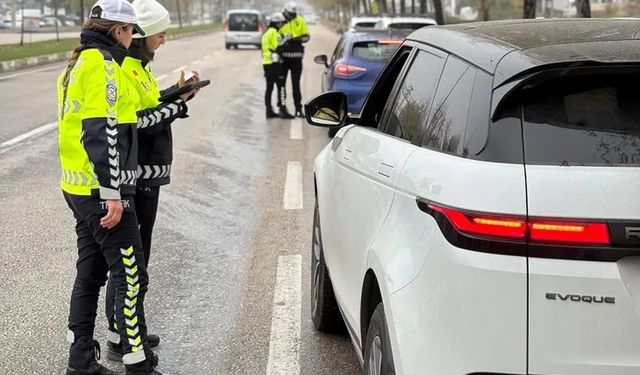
[304,91,349,127]
[314,54,329,67]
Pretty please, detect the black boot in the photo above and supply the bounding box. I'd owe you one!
[266,108,278,119]
[67,336,119,375]
[125,346,162,375]
[107,341,159,363]
[279,106,295,119]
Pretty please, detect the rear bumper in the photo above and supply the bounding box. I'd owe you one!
[224,32,261,45]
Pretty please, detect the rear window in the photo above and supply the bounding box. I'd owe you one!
[229,13,259,31]
[522,73,640,166]
[351,41,401,62]
[388,22,432,30]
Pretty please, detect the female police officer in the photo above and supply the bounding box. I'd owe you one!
[262,13,294,119]
[58,0,161,373]
[104,0,199,360]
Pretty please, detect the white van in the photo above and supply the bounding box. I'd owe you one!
[224,9,264,49]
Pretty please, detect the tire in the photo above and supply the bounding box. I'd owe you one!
[225,43,231,49]
[327,126,339,138]
[363,303,395,375]
[311,200,345,333]
[233,44,238,49]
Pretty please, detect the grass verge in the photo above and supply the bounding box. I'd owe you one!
[0,23,220,62]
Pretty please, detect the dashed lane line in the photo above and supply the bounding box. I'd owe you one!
[283,161,303,210]
[290,119,303,140]
[266,255,302,375]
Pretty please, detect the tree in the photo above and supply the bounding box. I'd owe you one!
[523,0,536,18]
[576,0,591,17]
[433,0,445,24]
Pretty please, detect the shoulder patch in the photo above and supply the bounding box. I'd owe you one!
[106,83,117,105]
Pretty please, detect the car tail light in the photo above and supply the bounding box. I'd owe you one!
[428,204,526,239]
[224,21,229,32]
[377,39,402,45]
[529,221,609,244]
[334,63,367,77]
[258,24,264,33]
[425,202,610,245]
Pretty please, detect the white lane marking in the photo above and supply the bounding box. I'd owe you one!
[266,255,302,375]
[290,119,303,140]
[0,63,65,82]
[172,65,187,73]
[283,161,303,210]
[192,59,202,65]
[0,121,57,148]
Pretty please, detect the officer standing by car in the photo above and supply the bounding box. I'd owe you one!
[279,1,310,117]
[104,0,200,362]
[57,0,162,374]
[262,13,295,119]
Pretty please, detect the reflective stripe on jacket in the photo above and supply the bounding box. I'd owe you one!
[121,56,188,187]
[57,48,139,200]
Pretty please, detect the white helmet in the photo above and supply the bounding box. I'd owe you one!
[284,2,297,13]
[271,13,286,23]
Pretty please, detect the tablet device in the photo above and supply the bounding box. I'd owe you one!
[159,79,211,102]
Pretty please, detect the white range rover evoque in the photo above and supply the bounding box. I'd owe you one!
[306,19,640,375]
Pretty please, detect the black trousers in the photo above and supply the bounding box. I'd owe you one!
[283,58,303,111]
[264,63,286,111]
[64,192,150,364]
[106,186,159,335]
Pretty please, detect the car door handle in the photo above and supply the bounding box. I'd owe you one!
[377,163,394,178]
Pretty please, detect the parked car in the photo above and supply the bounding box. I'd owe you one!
[39,15,64,28]
[306,18,640,375]
[374,16,436,30]
[348,16,382,30]
[224,9,264,49]
[315,30,407,136]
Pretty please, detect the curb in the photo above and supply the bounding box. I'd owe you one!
[0,29,218,74]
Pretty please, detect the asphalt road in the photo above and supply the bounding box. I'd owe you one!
[0,26,361,375]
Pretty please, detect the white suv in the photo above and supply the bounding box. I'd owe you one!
[306,19,640,374]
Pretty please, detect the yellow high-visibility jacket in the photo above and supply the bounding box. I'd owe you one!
[57,48,139,200]
[120,56,188,187]
[262,27,282,65]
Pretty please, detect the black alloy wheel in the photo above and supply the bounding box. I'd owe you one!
[311,200,345,332]
[363,303,395,375]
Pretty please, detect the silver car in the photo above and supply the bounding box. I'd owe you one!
[224,9,264,49]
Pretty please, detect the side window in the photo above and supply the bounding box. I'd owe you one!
[359,46,412,127]
[383,50,445,143]
[422,56,476,155]
[331,37,345,64]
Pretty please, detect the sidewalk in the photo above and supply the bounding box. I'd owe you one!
[0,27,218,74]
[0,31,79,45]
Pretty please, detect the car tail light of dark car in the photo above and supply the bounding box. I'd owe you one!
[334,63,367,77]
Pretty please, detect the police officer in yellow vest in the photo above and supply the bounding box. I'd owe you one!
[279,2,310,117]
[104,0,198,361]
[57,0,162,374]
[262,13,295,119]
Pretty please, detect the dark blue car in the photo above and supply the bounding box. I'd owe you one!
[314,31,408,115]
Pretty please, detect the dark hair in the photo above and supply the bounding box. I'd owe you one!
[129,38,155,64]
[60,18,125,119]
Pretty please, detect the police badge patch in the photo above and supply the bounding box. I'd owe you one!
[106,83,117,105]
